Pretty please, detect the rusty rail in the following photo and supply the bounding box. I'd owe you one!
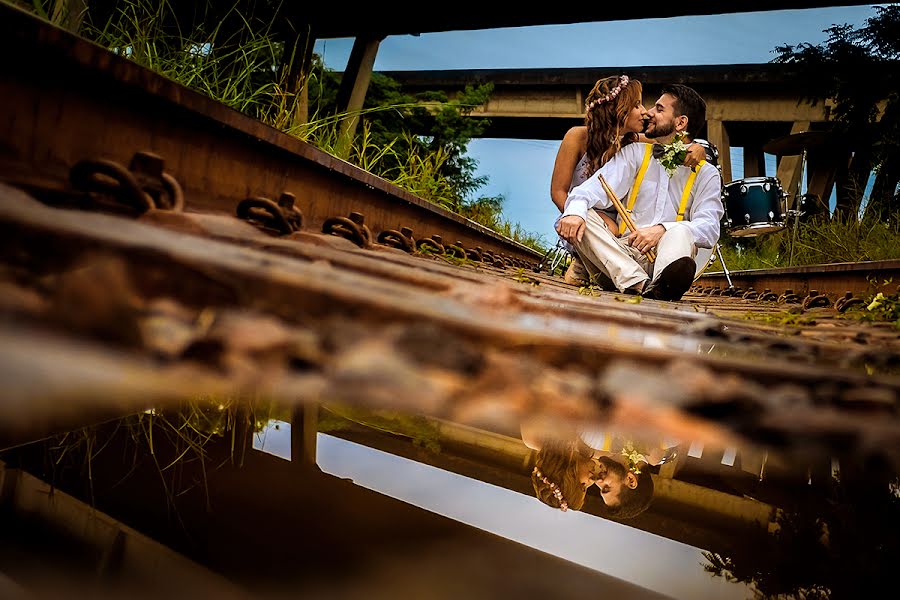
[0,3,540,266]
[696,260,900,305]
[2,185,899,467]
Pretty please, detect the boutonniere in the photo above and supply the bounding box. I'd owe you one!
[657,131,690,178]
[621,440,648,475]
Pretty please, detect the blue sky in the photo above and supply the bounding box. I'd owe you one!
[314,5,883,246]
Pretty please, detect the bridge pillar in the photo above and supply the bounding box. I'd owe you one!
[805,148,845,216]
[335,34,384,159]
[706,119,732,183]
[743,146,766,178]
[291,404,320,468]
[776,121,810,209]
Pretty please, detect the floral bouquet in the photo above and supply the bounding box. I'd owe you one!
[657,131,690,178]
[621,440,648,475]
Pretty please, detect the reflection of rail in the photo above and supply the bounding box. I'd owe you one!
[696,260,900,304]
[0,5,540,267]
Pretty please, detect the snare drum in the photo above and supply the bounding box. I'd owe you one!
[722,176,786,237]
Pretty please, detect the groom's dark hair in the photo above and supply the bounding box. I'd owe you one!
[661,83,707,138]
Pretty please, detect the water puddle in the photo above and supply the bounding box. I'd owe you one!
[2,400,897,599]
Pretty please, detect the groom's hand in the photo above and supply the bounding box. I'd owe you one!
[626,224,665,255]
[556,215,586,244]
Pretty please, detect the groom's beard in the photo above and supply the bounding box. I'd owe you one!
[646,120,675,139]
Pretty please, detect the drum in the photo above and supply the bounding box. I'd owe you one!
[693,244,719,282]
[721,176,787,237]
[796,193,829,222]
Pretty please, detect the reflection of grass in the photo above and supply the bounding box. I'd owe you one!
[47,396,268,514]
[319,404,442,453]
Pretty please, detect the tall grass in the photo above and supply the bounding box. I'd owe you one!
[81,0,283,117]
[18,0,548,252]
[791,211,900,263]
[718,211,900,270]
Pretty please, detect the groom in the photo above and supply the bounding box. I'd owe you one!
[555,84,724,301]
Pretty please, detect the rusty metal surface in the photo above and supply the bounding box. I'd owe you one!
[697,259,900,299]
[0,4,539,265]
[2,183,899,475]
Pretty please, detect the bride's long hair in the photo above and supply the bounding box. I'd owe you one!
[583,75,643,177]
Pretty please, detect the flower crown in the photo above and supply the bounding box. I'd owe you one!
[585,75,630,111]
[533,467,568,511]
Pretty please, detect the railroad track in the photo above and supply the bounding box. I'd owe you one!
[1,5,898,477]
[696,259,900,303]
[2,181,899,466]
[0,4,540,268]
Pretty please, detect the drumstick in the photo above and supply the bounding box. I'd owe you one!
[597,174,656,262]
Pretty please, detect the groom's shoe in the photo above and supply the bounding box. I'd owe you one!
[644,257,695,301]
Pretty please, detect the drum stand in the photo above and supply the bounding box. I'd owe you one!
[785,208,805,267]
[536,237,570,274]
[713,245,735,289]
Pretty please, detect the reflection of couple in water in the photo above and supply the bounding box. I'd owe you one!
[524,421,676,519]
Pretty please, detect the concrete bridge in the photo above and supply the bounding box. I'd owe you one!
[384,64,843,208]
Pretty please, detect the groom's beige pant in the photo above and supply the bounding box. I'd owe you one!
[573,211,696,292]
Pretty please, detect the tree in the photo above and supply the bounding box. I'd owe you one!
[703,466,900,599]
[773,5,900,219]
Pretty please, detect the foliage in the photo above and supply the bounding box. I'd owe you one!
[657,131,690,177]
[79,0,286,118]
[578,273,610,296]
[23,0,544,253]
[772,5,900,218]
[458,194,549,252]
[717,233,786,270]
[716,210,900,269]
[840,277,900,328]
[790,211,900,264]
[512,268,540,286]
[703,471,900,600]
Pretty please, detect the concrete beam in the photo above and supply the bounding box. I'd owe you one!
[470,94,830,124]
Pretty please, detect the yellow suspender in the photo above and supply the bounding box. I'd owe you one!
[618,144,654,235]
[677,160,706,222]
